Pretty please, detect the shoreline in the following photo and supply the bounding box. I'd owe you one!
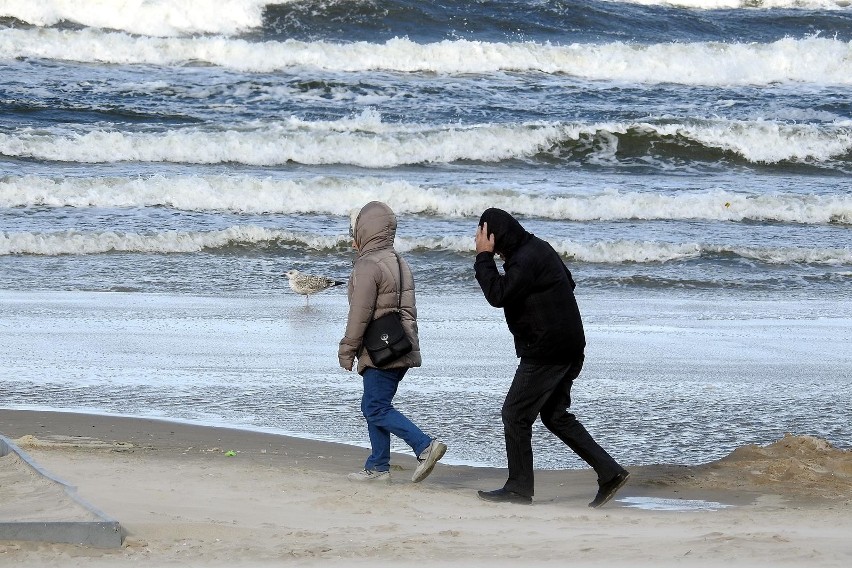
[3,289,851,471]
[2,408,851,567]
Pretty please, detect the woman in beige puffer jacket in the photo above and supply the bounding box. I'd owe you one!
[338,201,421,374]
[338,201,446,483]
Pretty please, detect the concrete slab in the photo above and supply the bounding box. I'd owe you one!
[0,434,122,548]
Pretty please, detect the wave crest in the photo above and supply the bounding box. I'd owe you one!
[5,0,850,39]
[0,0,275,37]
[2,116,850,167]
[2,29,851,85]
[3,226,850,266]
[0,226,346,256]
[3,175,852,225]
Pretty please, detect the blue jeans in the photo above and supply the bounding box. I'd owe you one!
[361,367,431,472]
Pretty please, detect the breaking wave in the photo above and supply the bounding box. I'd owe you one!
[4,0,850,40]
[2,28,851,86]
[2,114,850,167]
[3,174,852,225]
[0,0,276,37]
[3,226,850,265]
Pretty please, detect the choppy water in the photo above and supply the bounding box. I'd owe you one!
[1,1,850,467]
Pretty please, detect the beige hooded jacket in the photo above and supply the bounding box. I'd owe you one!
[338,201,422,374]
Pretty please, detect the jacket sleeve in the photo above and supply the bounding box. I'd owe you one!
[338,260,380,368]
[474,251,536,308]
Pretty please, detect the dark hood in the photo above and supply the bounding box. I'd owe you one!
[478,208,531,257]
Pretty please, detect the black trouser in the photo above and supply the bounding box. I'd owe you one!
[501,355,624,498]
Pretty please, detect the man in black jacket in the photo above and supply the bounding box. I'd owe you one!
[473,208,629,507]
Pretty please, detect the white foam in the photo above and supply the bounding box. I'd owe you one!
[0,226,343,256]
[1,115,849,167]
[396,237,704,264]
[3,175,851,225]
[5,0,851,39]
[2,29,851,85]
[654,119,852,164]
[3,227,850,265]
[0,0,279,37]
[0,115,562,167]
[400,238,852,265]
[3,0,850,40]
[732,245,852,265]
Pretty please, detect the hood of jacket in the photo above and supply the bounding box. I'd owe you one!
[478,208,531,258]
[353,201,396,256]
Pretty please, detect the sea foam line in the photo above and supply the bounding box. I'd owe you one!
[5,0,849,39]
[0,118,561,167]
[2,28,851,85]
[0,0,278,37]
[2,175,851,225]
[0,226,342,256]
[3,227,850,265]
[2,116,850,166]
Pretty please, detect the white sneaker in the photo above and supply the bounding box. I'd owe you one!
[347,469,391,483]
[412,439,447,483]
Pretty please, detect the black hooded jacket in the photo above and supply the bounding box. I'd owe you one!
[474,208,585,362]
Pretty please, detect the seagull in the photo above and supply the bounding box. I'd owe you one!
[283,270,344,306]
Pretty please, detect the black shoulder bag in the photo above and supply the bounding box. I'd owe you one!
[362,254,413,367]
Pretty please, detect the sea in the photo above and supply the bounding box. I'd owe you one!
[1,0,850,471]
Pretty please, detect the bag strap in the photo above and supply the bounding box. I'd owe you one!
[365,252,403,325]
[393,252,403,312]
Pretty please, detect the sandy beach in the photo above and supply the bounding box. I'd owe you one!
[1,409,851,567]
